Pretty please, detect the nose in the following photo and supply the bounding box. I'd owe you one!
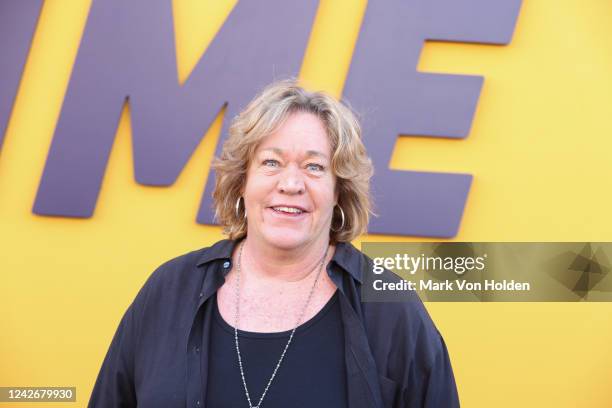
[277,164,305,195]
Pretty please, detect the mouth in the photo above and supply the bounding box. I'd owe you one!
[268,205,308,217]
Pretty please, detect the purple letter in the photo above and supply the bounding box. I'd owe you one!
[343,0,522,237]
[0,0,43,151]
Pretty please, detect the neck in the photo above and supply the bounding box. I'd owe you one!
[239,236,333,283]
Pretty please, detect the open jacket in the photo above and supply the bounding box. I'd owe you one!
[89,239,460,407]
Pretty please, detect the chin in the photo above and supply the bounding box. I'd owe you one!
[260,228,312,250]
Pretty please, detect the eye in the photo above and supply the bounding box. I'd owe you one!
[306,163,325,172]
[262,159,280,167]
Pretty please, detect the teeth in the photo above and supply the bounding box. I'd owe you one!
[273,206,303,214]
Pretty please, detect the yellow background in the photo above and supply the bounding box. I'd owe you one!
[1,0,611,406]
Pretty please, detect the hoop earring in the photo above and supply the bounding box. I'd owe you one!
[235,196,246,220]
[331,205,345,232]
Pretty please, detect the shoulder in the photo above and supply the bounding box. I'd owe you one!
[141,239,232,292]
[129,240,231,320]
[141,247,207,293]
[337,243,446,370]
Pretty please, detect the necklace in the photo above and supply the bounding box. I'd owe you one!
[233,241,329,408]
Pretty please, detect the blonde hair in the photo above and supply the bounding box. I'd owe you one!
[211,79,374,243]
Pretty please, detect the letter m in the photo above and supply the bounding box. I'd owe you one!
[33,0,319,220]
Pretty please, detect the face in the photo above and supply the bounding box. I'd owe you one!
[242,111,337,251]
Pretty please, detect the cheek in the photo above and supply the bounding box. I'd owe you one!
[243,174,274,209]
[312,180,337,214]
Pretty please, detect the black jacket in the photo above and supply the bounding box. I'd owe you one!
[89,239,460,407]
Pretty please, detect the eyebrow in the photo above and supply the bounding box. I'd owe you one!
[260,147,329,160]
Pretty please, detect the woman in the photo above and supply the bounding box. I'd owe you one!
[88,79,459,408]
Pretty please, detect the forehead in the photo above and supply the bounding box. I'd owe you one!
[256,111,331,157]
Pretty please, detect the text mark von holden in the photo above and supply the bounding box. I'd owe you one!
[373,279,531,292]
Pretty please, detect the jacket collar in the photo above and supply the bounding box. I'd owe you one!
[196,238,363,284]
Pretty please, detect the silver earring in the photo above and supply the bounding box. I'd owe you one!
[331,205,345,232]
[235,196,246,220]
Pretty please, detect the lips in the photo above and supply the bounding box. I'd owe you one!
[268,205,308,216]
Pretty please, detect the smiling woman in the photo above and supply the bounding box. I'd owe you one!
[242,111,337,252]
[88,79,460,408]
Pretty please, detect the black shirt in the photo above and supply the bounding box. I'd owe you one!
[88,239,460,407]
[206,291,348,408]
